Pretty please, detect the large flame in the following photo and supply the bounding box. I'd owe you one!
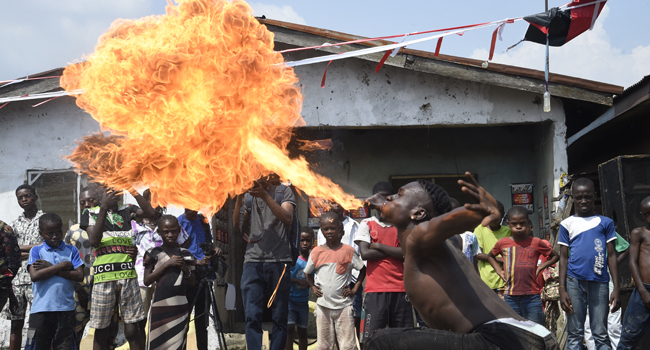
[62,0,362,214]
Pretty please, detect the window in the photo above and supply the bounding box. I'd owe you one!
[27,169,87,232]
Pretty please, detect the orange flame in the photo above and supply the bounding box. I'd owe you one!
[296,139,333,152]
[61,0,362,214]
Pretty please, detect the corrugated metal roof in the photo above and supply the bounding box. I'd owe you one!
[622,75,650,94]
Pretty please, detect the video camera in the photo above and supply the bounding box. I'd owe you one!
[198,243,228,279]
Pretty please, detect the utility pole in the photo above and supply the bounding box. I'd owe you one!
[545,0,549,11]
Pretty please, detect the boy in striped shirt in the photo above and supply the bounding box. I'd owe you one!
[487,206,559,325]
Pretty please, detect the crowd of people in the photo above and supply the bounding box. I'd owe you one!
[0,173,649,350]
[0,184,220,350]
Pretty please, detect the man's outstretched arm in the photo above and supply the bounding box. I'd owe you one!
[415,173,501,250]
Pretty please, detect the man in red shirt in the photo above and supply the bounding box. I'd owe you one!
[356,182,412,343]
[487,206,559,325]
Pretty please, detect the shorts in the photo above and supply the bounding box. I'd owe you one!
[24,311,75,350]
[140,285,155,318]
[288,299,309,329]
[89,278,145,329]
[316,304,357,350]
[2,284,33,320]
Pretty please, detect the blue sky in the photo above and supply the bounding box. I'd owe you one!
[1,0,648,88]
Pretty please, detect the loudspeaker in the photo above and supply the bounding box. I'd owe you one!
[598,155,650,288]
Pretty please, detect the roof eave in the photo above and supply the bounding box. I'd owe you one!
[262,18,621,106]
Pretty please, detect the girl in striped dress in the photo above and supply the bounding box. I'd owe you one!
[143,215,195,350]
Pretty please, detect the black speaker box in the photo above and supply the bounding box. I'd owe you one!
[599,155,650,288]
[599,155,650,349]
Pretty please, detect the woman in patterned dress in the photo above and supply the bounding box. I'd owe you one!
[143,215,195,350]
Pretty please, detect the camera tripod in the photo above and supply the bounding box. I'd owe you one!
[188,276,228,350]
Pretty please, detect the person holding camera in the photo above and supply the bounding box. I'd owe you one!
[234,174,296,350]
[178,208,222,350]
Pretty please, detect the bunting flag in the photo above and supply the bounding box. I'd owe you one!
[0,2,611,105]
[524,0,606,47]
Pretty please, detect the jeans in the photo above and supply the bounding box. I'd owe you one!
[504,294,545,326]
[617,284,650,350]
[566,275,611,350]
[584,306,622,349]
[241,262,291,350]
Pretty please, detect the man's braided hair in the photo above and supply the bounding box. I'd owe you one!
[417,179,453,216]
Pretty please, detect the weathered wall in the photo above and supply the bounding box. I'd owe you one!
[287,52,565,129]
[288,54,569,227]
[533,119,569,239]
[290,125,548,236]
[0,96,100,224]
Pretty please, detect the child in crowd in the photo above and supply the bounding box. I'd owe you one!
[133,189,188,324]
[618,196,650,349]
[81,187,157,350]
[559,178,619,350]
[65,186,121,349]
[0,220,20,315]
[540,254,561,334]
[487,206,558,325]
[475,201,511,298]
[25,213,84,349]
[316,201,362,337]
[356,181,412,343]
[5,184,45,350]
[584,231,629,350]
[143,215,195,350]
[286,227,314,350]
[305,212,366,350]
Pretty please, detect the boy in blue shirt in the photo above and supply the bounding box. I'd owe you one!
[25,213,84,350]
[558,178,620,350]
[286,227,314,350]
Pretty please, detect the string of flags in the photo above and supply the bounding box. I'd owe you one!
[0,0,607,113]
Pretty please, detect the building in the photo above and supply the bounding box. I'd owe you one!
[0,18,623,335]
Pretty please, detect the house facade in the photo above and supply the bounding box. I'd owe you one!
[0,19,623,335]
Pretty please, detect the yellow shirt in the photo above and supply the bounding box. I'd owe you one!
[474,225,512,289]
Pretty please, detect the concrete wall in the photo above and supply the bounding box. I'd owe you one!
[288,52,563,128]
[290,125,549,237]
[0,96,100,224]
[533,119,569,240]
[289,53,568,202]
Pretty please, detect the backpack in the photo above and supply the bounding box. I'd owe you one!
[242,184,301,266]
